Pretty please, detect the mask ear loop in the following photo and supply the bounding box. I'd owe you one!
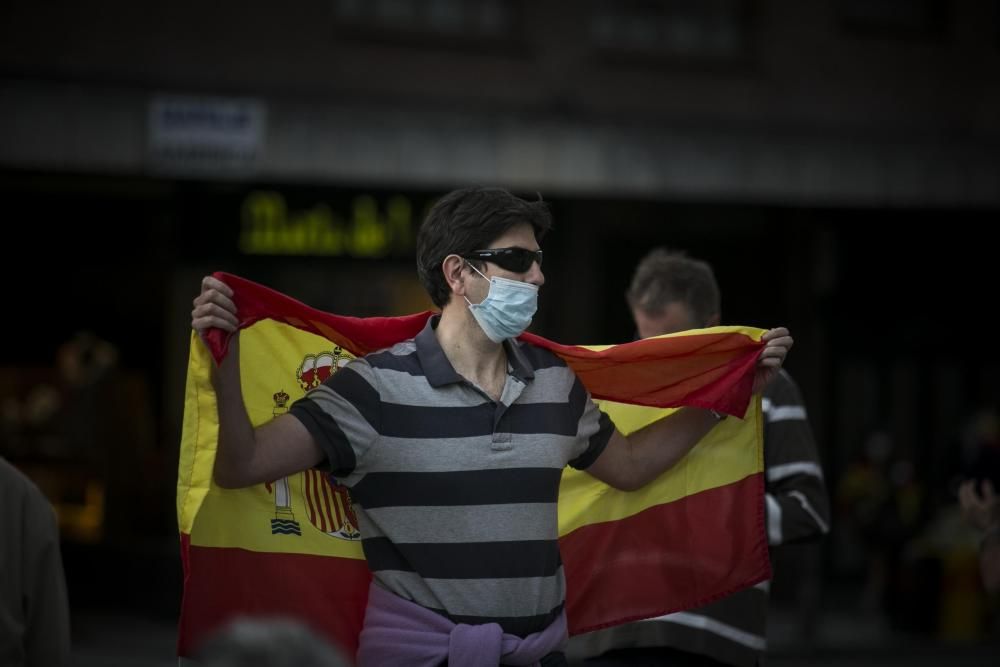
[465,259,490,281]
[463,259,490,307]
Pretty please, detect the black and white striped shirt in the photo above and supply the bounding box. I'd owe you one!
[290,315,614,637]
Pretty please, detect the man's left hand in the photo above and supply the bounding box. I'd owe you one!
[753,327,793,394]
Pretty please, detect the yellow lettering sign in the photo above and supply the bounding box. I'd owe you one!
[239,191,416,257]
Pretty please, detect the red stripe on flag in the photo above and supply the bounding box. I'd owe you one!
[177,538,371,659]
[203,272,430,362]
[520,330,759,416]
[560,473,770,636]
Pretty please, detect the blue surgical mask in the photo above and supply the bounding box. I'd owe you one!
[464,262,539,343]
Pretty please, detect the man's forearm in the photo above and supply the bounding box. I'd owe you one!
[623,407,720,489]
[211,336,259,488]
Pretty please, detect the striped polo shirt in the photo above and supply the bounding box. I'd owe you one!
[290,315,614,637]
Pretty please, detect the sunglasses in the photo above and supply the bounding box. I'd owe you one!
[462,247,543,273]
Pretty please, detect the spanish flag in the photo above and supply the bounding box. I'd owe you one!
[177,273,769,659]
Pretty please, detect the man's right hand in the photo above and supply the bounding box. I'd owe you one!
[192,275,239,340]
[190,275,326,487]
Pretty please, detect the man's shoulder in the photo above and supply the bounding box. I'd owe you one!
[362,339,420,369]
[0,457,55,523]
[0,457,32,496]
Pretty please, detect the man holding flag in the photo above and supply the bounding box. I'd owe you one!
[191,186,793,666]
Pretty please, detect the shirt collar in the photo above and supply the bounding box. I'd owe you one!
[415,315,535,387]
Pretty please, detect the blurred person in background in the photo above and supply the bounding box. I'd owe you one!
[570,248,829,667]
[0,456,71,667]
[959,479,1000,597]
[195,616,350,667]
[837,429,926,631]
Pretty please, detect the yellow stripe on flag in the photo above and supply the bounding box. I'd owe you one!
[177,331,218,535]
[558,398,763,536]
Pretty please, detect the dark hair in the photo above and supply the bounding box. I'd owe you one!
[626,248,720,326]
[416,186,552,308]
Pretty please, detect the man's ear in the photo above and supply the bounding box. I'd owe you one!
[442,255,468,297]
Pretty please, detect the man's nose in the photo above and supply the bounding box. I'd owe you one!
[525,260,545,288]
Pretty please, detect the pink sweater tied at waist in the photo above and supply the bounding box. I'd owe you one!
[356,583,568,667]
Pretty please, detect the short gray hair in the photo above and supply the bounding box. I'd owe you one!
[626,248,720,326]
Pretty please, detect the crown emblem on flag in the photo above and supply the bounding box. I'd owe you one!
[272,389,291,417]
[296,346,351,391]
